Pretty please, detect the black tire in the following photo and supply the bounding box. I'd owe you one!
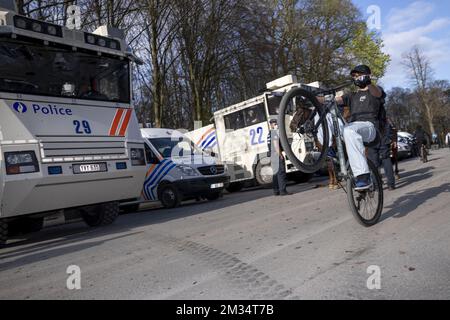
[205,192,221,201]
[346,160,383,227]
[226,182,243,193]
[278,87,329,174]
[121,204,140,214]
[255,158,273,187]
[81,202,119,227]
[158,184,181,208]
[288,171,313,184]
[0,219,8,246]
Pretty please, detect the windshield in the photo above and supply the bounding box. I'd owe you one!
[0,36,130,103]
[149,137,203,158]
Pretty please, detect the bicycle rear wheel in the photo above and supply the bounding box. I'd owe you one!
[277,87,329,174]
[346,159,383,227]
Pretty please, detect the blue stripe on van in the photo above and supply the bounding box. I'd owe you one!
[203,136,216,149]
[143,159,172,200]
[201,131,216,147]
[208,140,217,149]
[149,163,177,200]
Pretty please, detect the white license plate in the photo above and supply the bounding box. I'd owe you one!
[73,163,107,174]
[211,183,224,189]
[80,164,101,173]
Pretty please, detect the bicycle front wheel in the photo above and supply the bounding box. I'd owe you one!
[277,87,329,174]
[346,159,384,227]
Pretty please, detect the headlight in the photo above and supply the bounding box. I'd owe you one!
[47,25,57,36]
[178,165,199,177]
[32,22,42,32]
[14,17,27,29]
[98,38,106,47]
[130,148,145,166]
[86,35,96,44]
[5,151,39,175]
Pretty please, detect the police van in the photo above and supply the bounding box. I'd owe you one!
[0,1,147,244]
[187,75,319,192]
[121,128,229,210]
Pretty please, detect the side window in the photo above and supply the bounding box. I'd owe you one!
[267,96,283,115]
[145,144,159,164]
[244,103,266,126]
[224,110,245,131]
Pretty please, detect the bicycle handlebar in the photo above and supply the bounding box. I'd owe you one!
[314,81,353,96]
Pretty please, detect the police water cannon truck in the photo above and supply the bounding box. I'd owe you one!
[0,0,147,244]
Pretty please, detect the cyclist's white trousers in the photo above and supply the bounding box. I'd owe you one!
[316,113,344,147]
[343,121,376,177]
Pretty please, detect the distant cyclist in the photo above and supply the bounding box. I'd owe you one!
[414,125,429,162]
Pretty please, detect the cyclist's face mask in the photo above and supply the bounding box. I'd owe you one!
[352,73,372,88]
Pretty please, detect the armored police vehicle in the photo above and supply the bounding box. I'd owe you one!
[187,75,318,192]
[0,1,147,244]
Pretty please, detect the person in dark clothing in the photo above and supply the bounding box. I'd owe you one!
[316,65,386,191]
[414,125,427,147]
[336,65,386,190]
[367,118,396,190]
[414,125,429,160]
[268,119,291,196]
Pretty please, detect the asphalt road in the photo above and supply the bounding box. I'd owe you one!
[1,149,449,300]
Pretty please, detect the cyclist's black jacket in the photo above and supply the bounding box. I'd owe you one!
[414,129,427,145]
[342,87,387,130]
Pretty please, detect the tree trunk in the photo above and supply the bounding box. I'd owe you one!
[148,0,162,128]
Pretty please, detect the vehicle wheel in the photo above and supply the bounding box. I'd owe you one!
[0,219,8,246]
[205,192,221,201]
[159,184,181,209]
[81,202,119,227]
[255,159,273,187]
[278,87,329,174]
[288,171,313,184]
[346,160,383,227]
[226,182,243,193]
[121,204,140,214]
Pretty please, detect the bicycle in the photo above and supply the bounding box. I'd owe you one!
[420,143,428,163]
[277,82,384,227]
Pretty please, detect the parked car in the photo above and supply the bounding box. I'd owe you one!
[397,137,412,159]
[121,128,230,211]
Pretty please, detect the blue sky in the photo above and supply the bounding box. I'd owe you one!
[351,0,450,90]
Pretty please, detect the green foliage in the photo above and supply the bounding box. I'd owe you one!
[344,23,391,79]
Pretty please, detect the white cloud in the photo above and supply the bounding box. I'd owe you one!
[380,2,450,89]
[387,1,435,32]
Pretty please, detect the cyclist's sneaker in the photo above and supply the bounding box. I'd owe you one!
[327,147,337,159]
[354,174,373,191]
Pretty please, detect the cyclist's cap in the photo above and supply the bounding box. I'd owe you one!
[269,119,278,124]
[351,65,371,75]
